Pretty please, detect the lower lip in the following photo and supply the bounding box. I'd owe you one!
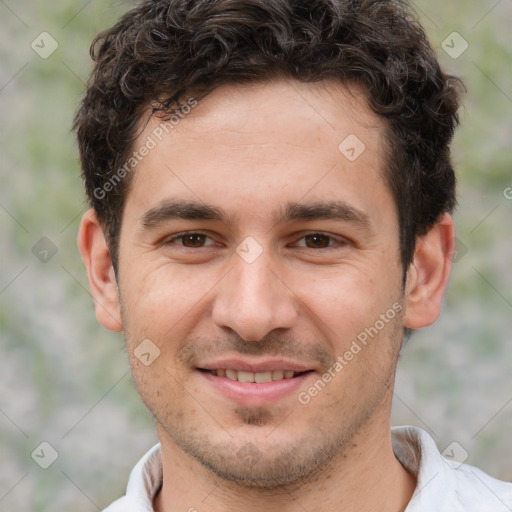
[197,371,313,406]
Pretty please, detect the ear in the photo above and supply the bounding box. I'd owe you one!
[403,213,455,329]
[77,209,123,332]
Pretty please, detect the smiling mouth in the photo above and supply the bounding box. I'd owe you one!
[198,368,312,383]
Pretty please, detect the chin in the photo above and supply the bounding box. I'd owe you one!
[165,421,345,490]
[192,448,321,489]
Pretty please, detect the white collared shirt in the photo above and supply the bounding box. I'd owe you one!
[103,426,512,511]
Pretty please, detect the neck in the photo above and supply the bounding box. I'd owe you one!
[154,409,416,512]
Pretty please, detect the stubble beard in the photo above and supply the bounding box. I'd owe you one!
[121,291,404,490]
[157,396,387,490]
[154,338,401,490]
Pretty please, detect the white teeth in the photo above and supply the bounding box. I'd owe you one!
[255,371,272,383]
[226,369,237,380]
[271,370,284,381]
[211,369,298,382]
[237,371,255,383]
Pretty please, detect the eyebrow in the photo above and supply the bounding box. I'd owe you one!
[141,200,226,229]
[140,199,372,232]
[277,201,372,230]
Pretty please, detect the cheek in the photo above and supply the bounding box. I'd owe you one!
[301,290,403,414]
[119,262,216,342]
[293,263,394,350]
[128,356,190,425]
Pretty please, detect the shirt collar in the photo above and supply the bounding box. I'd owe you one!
[124,443,162,510]
[117,426,511,512]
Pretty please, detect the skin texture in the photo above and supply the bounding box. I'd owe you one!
[78,78,455,512]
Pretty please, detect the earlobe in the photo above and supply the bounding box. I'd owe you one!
[77,209,123,332]
[403,213,455,329]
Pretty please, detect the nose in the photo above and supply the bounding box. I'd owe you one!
[211,254,298,342]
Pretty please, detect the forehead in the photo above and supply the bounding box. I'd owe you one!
[126,78,393,228]
[156,79,383,151]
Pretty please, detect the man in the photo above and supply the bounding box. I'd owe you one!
[74,0,512,510]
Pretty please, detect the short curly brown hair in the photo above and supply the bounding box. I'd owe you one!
[74,0,462,273]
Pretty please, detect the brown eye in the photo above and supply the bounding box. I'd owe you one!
[304,234,331,248]
[165,232,218,249]
[181,234,207,247]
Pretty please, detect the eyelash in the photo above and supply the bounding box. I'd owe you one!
[164,231,348,249]
[292,232,348,249]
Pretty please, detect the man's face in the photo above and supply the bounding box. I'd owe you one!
[116,79,405,486]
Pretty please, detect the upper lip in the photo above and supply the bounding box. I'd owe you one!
[196,358,314,373]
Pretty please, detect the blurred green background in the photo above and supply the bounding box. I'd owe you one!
[0,1,511,510]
